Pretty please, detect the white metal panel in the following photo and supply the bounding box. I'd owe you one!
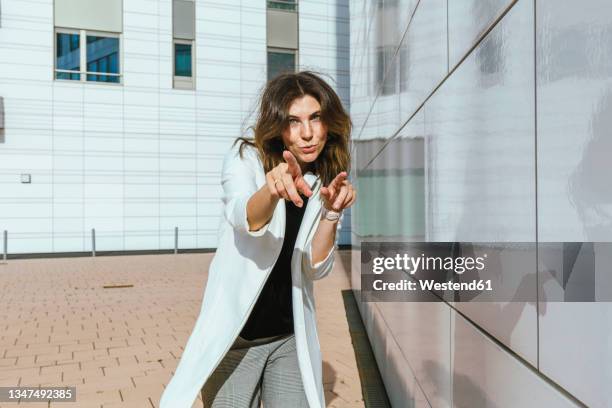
[173,0,195,40]
[54,0,123,32]
[267,9,298,49]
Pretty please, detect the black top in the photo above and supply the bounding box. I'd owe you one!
[239,195,309,340]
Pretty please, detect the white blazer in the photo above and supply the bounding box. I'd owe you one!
[159,142,339,408]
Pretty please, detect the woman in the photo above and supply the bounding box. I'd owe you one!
[159,71,356,408]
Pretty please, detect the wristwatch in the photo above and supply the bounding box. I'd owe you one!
[321,207,342,221]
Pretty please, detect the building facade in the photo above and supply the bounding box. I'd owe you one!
[0,0,350,254]
[350,0,612,407]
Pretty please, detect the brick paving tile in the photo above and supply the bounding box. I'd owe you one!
[0,357,17,367]
[80,356,119,371]
[15,355,37,368]
[36,351,73,365]
[78,389,123,405]
[61,342,94,353]
[6,345,59,358]
[21,371,62,386]
[0,366,39,381]
[0,251,365,407]
[103,399,154,408]
[62,366,104,382]
[50,402,101,408]
[40,363,79,376]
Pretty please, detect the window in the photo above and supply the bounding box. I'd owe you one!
[267,0,297,12]
[172,0,195,90]
[175,43,192,76]
[86,35,120,83]
[173,40,195,89]
[55,29,121,84]
[56,31,81,80]
[267,48,296,81]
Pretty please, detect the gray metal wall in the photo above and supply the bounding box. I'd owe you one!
[350,0,612,406]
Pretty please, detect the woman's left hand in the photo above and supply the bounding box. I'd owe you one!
[320,171,357,212]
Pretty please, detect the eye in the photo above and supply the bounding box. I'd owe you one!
[311,114,321,122]
[289,118,300,125]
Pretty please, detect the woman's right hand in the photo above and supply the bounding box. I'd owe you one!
[265,150,313,208]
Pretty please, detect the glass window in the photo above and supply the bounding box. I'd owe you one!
[267,50,296,81]
[56,32,81,80]
[86,35,120,83]
[267,0,297,11]
[55,30,121,84]
[174,43,192,77]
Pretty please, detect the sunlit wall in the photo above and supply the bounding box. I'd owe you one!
[350,0,612,406]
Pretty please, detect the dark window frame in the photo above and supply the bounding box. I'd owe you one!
[267,0,298,12]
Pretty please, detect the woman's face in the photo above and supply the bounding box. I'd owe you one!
[281,94,327,171]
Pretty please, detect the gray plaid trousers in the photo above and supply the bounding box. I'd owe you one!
[201,333,310,408]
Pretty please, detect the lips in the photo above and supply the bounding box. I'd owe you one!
[300,145,317,153]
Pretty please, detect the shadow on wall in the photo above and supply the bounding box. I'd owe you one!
[569,86,612,240]
[422,356,501,408]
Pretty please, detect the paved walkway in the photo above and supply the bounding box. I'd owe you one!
[0,250,364,407]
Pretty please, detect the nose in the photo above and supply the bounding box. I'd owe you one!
[301,120,313,140]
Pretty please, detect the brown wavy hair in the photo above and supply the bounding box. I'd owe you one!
[235,71,351,186]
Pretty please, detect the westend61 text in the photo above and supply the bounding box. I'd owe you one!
[372,279,493,292]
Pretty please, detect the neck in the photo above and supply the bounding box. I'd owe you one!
[300,161,315,174]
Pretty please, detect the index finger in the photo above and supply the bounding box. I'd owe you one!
[328,171,348,190]
[283,150,302,178]
[295,176,313,197]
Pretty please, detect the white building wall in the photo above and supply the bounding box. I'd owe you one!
[0,0,350,254]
